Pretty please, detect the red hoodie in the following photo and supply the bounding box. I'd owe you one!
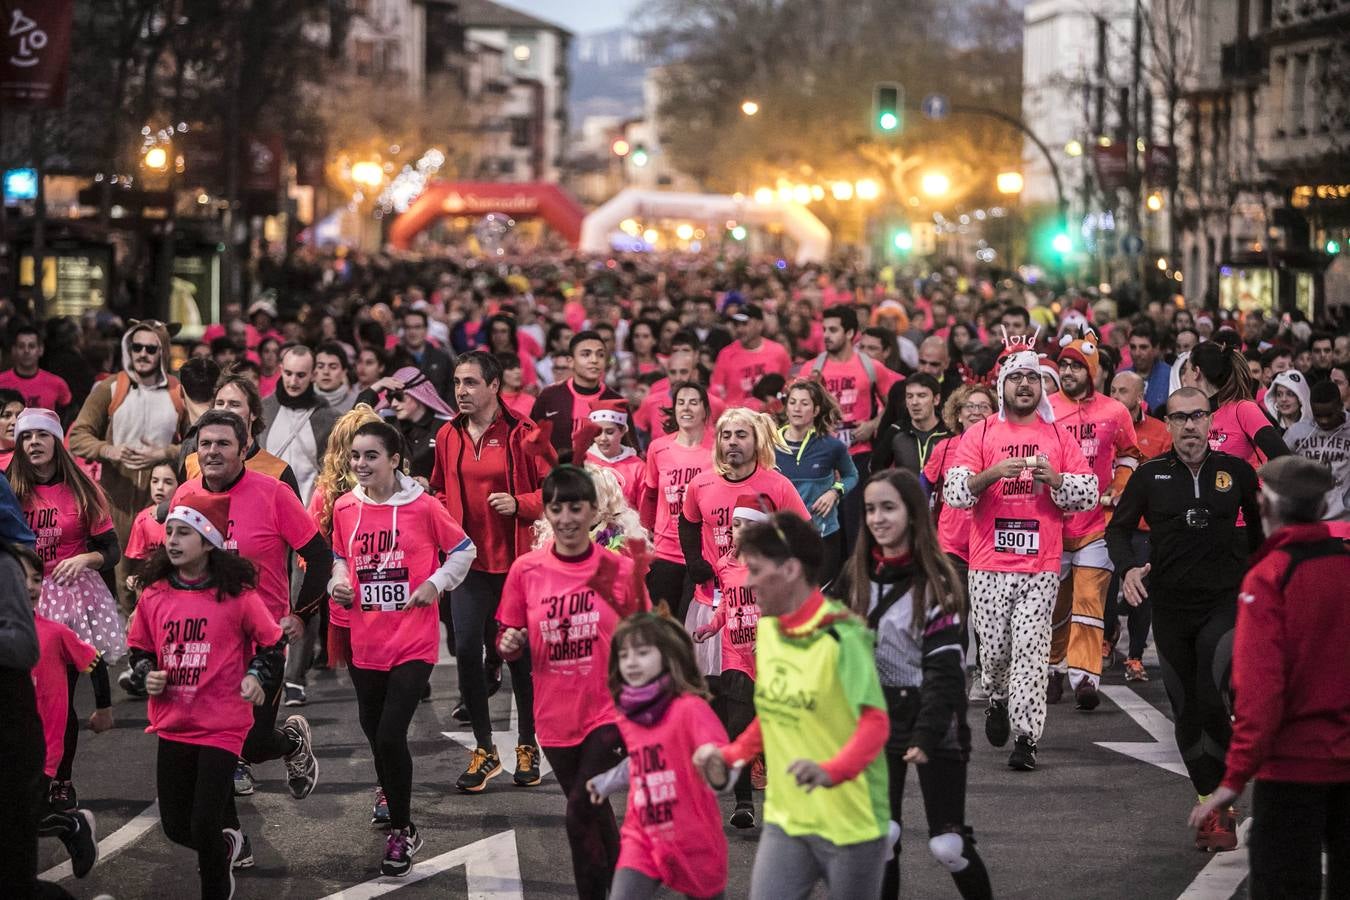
[1221,523,1350,793]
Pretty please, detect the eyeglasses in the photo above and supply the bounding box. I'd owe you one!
[961,402,993,413]
[387,390,405,403]
[130,342,159,355]
[1004,372,1035,384]
[1164,410,1212,425]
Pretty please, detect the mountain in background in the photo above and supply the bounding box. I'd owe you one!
[570,27,648,123]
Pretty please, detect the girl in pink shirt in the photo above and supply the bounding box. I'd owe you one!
[589,614,729,900]
[124,463,179,592]
[577,400,645,509]
[498,465,648,900]
[126,491,285,900]
[329,421,476,877]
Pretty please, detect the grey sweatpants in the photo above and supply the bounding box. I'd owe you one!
[748,823,888,900]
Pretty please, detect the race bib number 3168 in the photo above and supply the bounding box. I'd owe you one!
[359,566,411,612]
[993,518,1040,555]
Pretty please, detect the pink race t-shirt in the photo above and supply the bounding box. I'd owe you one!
[586,449,644,509]
[127,583,282,755]
[634,382,727,436]
[23,482,115,576]
[814,352,902,454]
[497,545,636,747]
[125,505,165,561]
[0,369,72,411]
[712,556,758,679]
[172,471,319,622]
[953,416,1093,574]
[682,466,810,604]
[924,434,971,561]
[1050,392,1139,540]
[331,491,471,670]
[710,339,792,405]
[615,694,729,898]
[33,615,97,777]
[643,432,715,563]
[1208,399,1272,466]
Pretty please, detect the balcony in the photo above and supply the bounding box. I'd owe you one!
[1221,40,1269,81]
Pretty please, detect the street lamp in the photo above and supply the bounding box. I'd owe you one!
[741,100,760,117]
[855,179,880,200]
[996,172,1024,195]
[920,172,950,197]
[753,187,774,204]
[1064,140,1084,158]
[144,146,168,170]
[831,181,854,201]
[1146,192,1164,211]
[351,160,384,189]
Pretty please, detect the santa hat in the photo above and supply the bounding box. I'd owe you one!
[14,408,64,442]
[588,399,629,429]
[997,350,1055,424]
[1057,327,1102,385]
[732,493,776,523]
[166,493,231,549]
[1038,354,1061,390]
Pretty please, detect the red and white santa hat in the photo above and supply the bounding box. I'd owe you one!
[165,492,231,549]
[588,398,629,429]
[732,493,776,524]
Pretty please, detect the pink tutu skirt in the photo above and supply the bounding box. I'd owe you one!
[39,567,127,663]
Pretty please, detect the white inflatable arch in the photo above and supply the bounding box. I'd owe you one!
[579,189,831,264]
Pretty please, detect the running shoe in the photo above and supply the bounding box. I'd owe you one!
[48,779,76,811]
[729,802,755,829]
[1074,676,1100,711]
[283,682,307,707]
[62,809,98,879]
[282,715,319,800]
[1046,671,1065,705]
[118,666,146,698]
[750,755,767,791]
[1008,735,1038,771]
[1124,658,1149,682]
[222,828,243,898]
[231,832,254,868]
[1195,807,1239,853]
[371,786,390,827]
[380,824,423,877]
[984,699,1011,748]
[232,762,255,797]
[457,746,502,792]
[451,700,471,723]
[513,745,542,786]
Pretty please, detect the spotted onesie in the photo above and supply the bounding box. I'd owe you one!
[967,569,1060,741]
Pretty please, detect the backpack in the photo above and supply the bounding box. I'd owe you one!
[107,371,186,421]
[811,351,883,412]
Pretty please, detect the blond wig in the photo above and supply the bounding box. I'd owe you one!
[712,407,784,476]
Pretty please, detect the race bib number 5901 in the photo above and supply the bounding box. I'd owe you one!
[359,567,411,612]
[993,518,1040,555]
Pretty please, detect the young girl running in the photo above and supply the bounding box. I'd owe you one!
[125,462,179,588]
[9,408,124,809]
[694,494,770,828]
[692,511,891,900]
[588,613,729,900]
[497,465,648,900]
[575,400,644,508]
[329,421,476,876]
[839,469,992,900]
[126,492,286,900]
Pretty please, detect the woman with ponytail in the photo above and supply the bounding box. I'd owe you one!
[1189,335,1289,466]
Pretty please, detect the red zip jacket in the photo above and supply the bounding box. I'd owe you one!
[430,407,556,563]
[1221,523,1350,793]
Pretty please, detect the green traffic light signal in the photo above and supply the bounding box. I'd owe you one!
[873,82,902,136]
[1052,233,1072,255]
[1327,239,1342,255]
[631,145,649,167]
[893,231,913,251]
[879,112,899,132]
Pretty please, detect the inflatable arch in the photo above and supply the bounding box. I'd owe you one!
[579,189,831,264]
[388,181,587,250]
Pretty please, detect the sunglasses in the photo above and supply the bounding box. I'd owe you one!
[130,342,160,355]
[387,390,405,403]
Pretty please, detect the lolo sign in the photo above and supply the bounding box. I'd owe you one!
[1,2,75,108]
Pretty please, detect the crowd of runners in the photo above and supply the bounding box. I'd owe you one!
[0,248,1347,900]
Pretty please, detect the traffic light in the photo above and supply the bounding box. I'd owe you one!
[873,82,903,136]
[1052,232,1073,256]
[630,144,649,167]
[1326,238,1342,255]
[892,230,913,252]
[611,138,631,157]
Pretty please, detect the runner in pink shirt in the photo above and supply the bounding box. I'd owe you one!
[588,614,729,899]
[709,305,792,405]
[944,349,1097,771]
[576,399,644,509]
[633,351,725,439]
[680,408,810,676]
[329,421,476,877]
[0,326,72,413]
[497,465,647,900]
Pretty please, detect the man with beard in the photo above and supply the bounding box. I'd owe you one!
[945,348,1097,771]
[1046,332,1143,710]
[260,345,337,503]
[313,342,360,413]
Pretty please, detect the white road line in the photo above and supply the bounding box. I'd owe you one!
[1176,819,1251,900]
[1097,685,1188,777]
[444,696,553,777]
[38,800,160,882]
[316,829,524,899]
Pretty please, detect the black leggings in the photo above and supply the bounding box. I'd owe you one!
[543,724,626,900]
[348,660,433,829]
[818,529,845,591]
[1151,599,1235,795]
[449,570,535,749]
[1104,531,1152,658]
[157,738,236,900]
[224,672,296,832]
[647,558,692,622]
[883,751,992,900]
[0,668,45,899]
[717,669,756,805]
[1249,779,1350,900]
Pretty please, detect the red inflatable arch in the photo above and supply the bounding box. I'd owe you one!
[388,181,586,250]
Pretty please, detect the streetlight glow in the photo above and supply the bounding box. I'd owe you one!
[675,223,694,240]
[831,181,854,201]
[1064,140,1084,157]
[351,160,384,188]
[753,187,774,204]
[144,146,168,170]
[1146,192,1164,211]
[855,179,880,200]
[996,172,1024,195]
[792,184,812,204]
[741,100,760,116]
[730,225,748,241]
[611,139,631,157]
[920,172,950,197]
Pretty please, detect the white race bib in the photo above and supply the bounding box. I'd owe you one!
[993,518,1040,556]
[358,566,411,612]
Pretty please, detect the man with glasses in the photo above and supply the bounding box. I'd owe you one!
[1106,386,1263,853]
[70,321,190,608]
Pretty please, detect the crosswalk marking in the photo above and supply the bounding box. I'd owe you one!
[316,829,524,899]
[39,800,160,882]
[1176,819,1251,900]
[1096,685,1188,777]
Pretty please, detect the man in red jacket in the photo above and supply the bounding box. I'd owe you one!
[1189,455,1350,895]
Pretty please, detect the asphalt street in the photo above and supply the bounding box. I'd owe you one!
[39,638,1251,900]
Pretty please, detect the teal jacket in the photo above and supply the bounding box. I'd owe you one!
[774,427,859,537]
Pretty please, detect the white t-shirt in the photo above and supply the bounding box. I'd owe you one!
[1284,414,1350,520]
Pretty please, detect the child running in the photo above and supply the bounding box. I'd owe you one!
[839,469,993,900]
[497,465,648,900]
[588,613,729,900]
[124,462,179,590]
[126,492,287,900]
[693,511,891,900]
[693,493,770,828]
[329,421,476,876]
